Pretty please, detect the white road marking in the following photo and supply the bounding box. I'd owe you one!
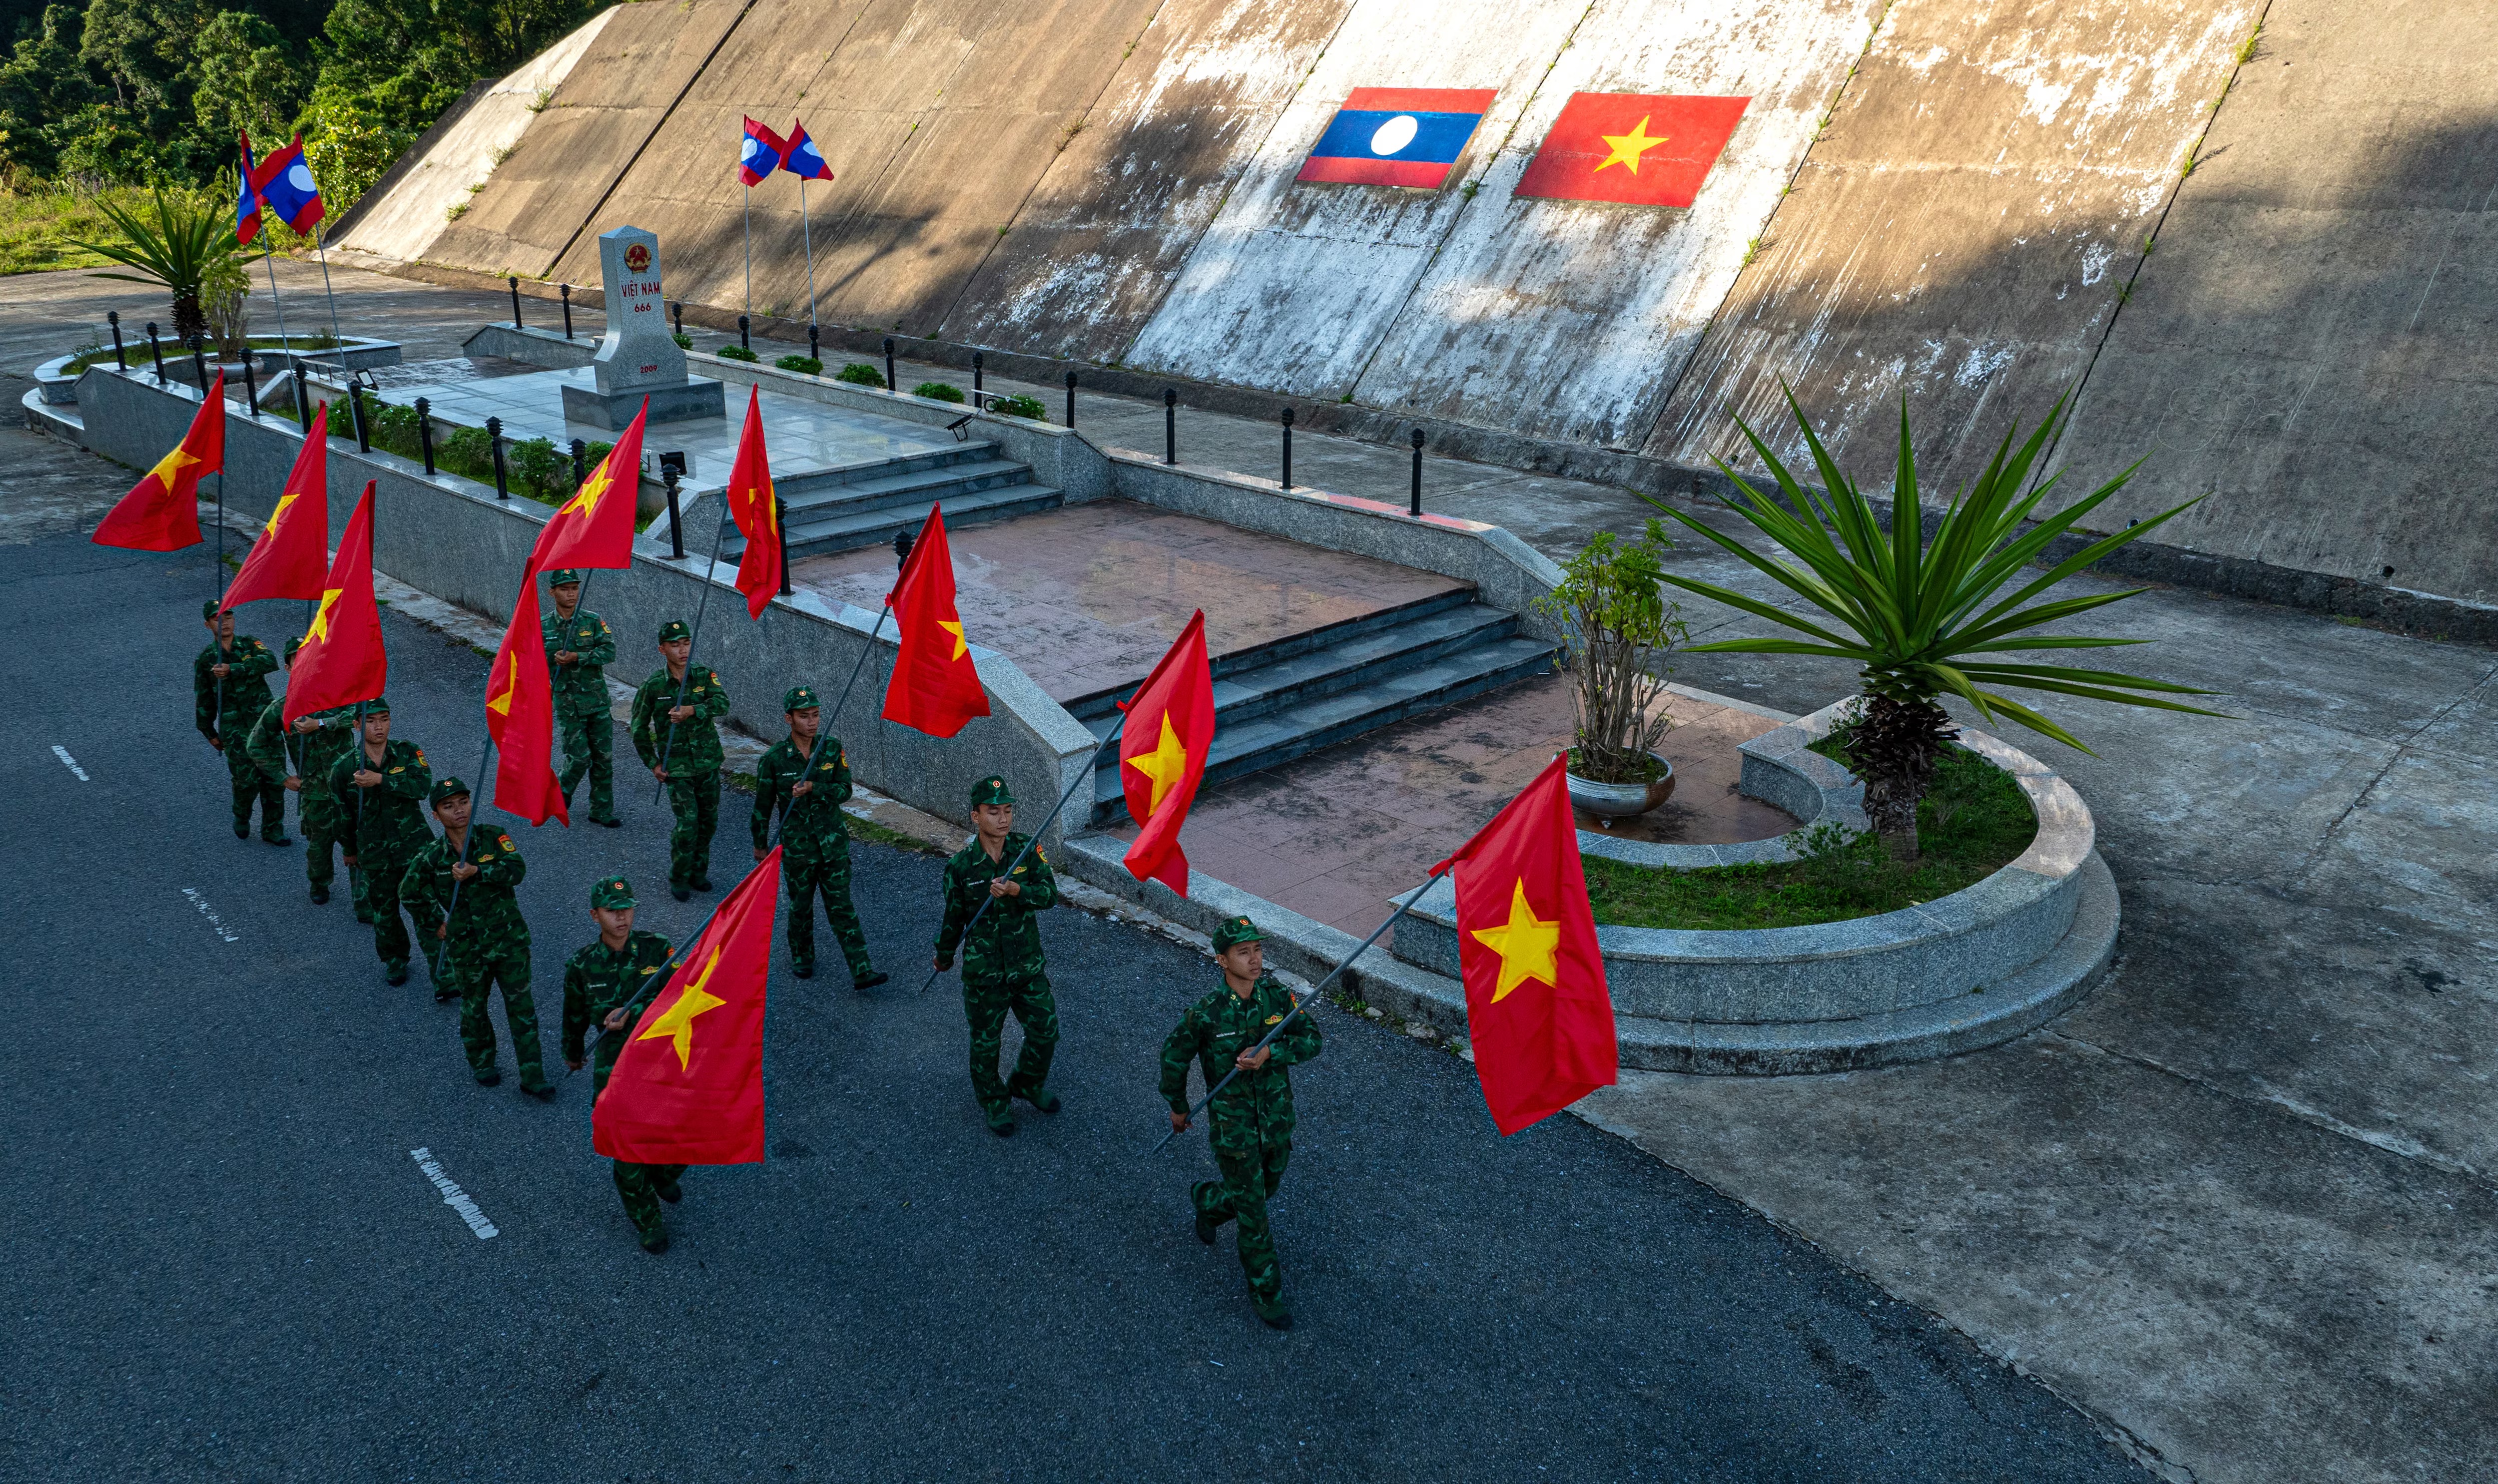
[180,887,239,943]
[410,1147,499,1239]
[51,745,88,780]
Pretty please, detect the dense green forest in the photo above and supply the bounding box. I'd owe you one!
[0,0,597,208]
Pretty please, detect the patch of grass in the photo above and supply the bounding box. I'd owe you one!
[715,344,759,363]
[912,380,964,403]
[835,362,885,388]
[774,354,823,375]
[0,184,170,275]
[1582,746,2036,930]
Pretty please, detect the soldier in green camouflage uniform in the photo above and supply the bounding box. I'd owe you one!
[400,778,553,1095]
[542,569,621,827]
[1161,915,1323,1330]
[750,685,885,989]
[325,696,441,987]
[562,877,685,1253]
[629,618,730,901]
[245,636,372,916]
[934,775,1060,1136]
[194,599,288,844]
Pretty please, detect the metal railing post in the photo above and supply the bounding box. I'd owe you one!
[509,277,523,329]
[739,315,751,352]
[1410,429,1425,517]
[1064,370,1077,428]
[487,416,508,499]
[107,311,126,371]
[240,349,258,418]
[808,323,820,367]
[571,438,587,491]
[187,336,208,394]
[146,323,164,381]
[884,337,896,393]
[1164,388,1177,465]
[663,465,685,559]
[349,383,370,451]
[972,350,984,395]
[417,398,436,474]
[672,302,684,340]
[1279,406,1293,489]
[560,283,574,340]
[775,494,792,594]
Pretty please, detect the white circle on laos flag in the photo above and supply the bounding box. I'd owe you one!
[1369,115,1419,156]
[741,137,760,162]
[288,160,316,193]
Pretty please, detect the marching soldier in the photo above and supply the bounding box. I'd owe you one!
[1161,916,1322,1331]
[629,619,729,902]
[933,776,1060,1137]
[542,569,621,827]
[562,877,685,1253]
[401,778,552,1097]
[194,599,287,844]
[246,637,371,917]
[326,697,441,987]
[751,685,884,989]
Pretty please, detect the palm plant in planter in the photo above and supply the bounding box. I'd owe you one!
[1646,390,2223,860]
[70,185,247,348]
[1535,520,1689,814]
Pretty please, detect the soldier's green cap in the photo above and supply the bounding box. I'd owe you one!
[429,777,471,808]
[969,775,1015,808]
[284,634,305,661]
[592,876,635,909]
[1212,916,1265,954]
[547,568,584,587]
[783,685,820,713]
[360,694,390,715]
[658,618,691,642]
[202,598,224,620]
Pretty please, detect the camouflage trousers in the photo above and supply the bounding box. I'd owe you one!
[447,939,548,1090]
[362,847,442,977]
[786,848,871,978]
[559,711,616,824]
[664,770,721,889]
[613,1160,687,1241]
[963,973,1058,1119]
[223,742,286,841]
[1194,1118,1294,1315]
[300,800,368,916]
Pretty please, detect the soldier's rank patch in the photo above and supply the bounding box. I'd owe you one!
[498,835,515,850]
[1265,1014,1282,1024]
[639,966,659,974]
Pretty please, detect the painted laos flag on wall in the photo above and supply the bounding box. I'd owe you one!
[1297,88,1496,188]
[1514,93,1750,208]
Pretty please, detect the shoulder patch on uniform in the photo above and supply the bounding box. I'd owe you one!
[1265,1014,1282,1024]
[1036,846,1048,863]
[389,766,404,773]
[639,965,659,974]
[415,749,427,763]
[497,835,515,850]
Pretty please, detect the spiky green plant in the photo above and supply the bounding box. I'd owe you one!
[1645,389,2224,858]
[70,184,248,348]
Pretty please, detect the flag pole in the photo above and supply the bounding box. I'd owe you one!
[769,590,890,847]
[743,183,752,323]
[312,223,347,376]
[915,724,1124,995]
[799,177,816,332]
[651,501,739,803]
[1148,868,1450,1156]
[440,735,498,927]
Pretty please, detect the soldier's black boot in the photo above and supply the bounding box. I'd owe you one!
[475,1068,502,1087]
[655,1177,682,1204]
[384,959,409,986]
[985,1107,1016,1137]
[1192,1183,1219,1246]
[1259,1308,1294,1332]
[310,885,329,905]
[234,822,250,840]
[639,1227,668,1255]
[1014,1084,1061,1114]
[852,969,888,991]
[671,884,691,902]
[791,959,815,980]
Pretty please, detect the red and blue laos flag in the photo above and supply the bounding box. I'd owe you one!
[1296,88,1495,188]
[739,117,787,185]
[247,133,325,233]
[784,121,832,182]
[235,135,262,244]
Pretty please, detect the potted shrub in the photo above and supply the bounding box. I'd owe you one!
[1534,519,1688,823]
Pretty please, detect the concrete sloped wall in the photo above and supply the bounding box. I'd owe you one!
[1648,0,2262,497]
[2047,0,2498,608]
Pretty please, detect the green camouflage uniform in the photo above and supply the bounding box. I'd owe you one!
[247,695,368,915]
[935,799,1059,1127]
[629,656,729,892]
[1160,926,1322,1321]
[543,578,619,825]
[562,899,682,1247]
[401,789,547,1092]
[327,728,440,980]
[750,722,873,982]
[194,626,285,841]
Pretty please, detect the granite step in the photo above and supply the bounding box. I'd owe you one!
[729,480,1066,560]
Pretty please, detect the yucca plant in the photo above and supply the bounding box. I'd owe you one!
[70,184,247,347]
[1645,389,2223,860]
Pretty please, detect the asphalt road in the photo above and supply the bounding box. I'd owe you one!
[0,511,2145,1481]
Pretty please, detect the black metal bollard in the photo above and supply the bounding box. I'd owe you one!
[349,383,370,452]
[417,398,436,474]
[293,360,311,425]
[240,349,258,418]
[1279,406,1293,489]
[808,323,820,367]
[972,351,984,395]
[1064,370,1077,428]
[1409,429,1425,516]
[1164,388,1177,465]
[672,301,684,340]
[487,416,508,499]
[663,463,685,559]
[560,284,574,340]
[739,315,751,351]
[776,495,793,594]
[107,311,126,371]
[884,337,896,393]
[570,438,587,491]
[893,525,914,569]
[509,277,523,329]
[188,336,209,395]
[146,323,164,381]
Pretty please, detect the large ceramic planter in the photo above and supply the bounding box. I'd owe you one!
[1392,699,2117,1074]
[1566,754,1676,822]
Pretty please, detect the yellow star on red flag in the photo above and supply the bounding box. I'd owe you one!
[637,948,727,1070]
[1470,878,1561,1002]
[1124,711,1191,815]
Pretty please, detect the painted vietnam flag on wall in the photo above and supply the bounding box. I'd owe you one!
[1514,93,1750,207]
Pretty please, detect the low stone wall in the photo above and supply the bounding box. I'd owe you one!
[73,366,1096,850]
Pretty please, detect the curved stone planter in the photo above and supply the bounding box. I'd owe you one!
[1390,699,2118,1074]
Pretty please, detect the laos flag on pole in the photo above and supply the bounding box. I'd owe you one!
[739,117,786,186]
[235,135,263,244]
[1297,88,1496,188]
[784,120,832,182]
[250,134,324,233]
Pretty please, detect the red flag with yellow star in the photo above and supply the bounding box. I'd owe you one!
[93,372,224,551]
[484,571,567,826]
[881,504,989,738]
[594,848,781,1165]
[528,401,644,573]
[1118,609,1215,893]
[1431,754,1615,1134]
[1513,93,1749,207]
[219,401,331,611]
[723,385,781,618]
[281,482,388,724]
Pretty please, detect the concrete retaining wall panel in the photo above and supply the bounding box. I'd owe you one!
[1645,0,2258,500]
[429,0,754,280]
[2045,0,2498,608]
[938,0,1355,362]
[1350,0,1880,450]
[1119,0,1592,400]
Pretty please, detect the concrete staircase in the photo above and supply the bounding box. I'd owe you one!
[1072,588,1556,826]
[720,441,1061,561]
